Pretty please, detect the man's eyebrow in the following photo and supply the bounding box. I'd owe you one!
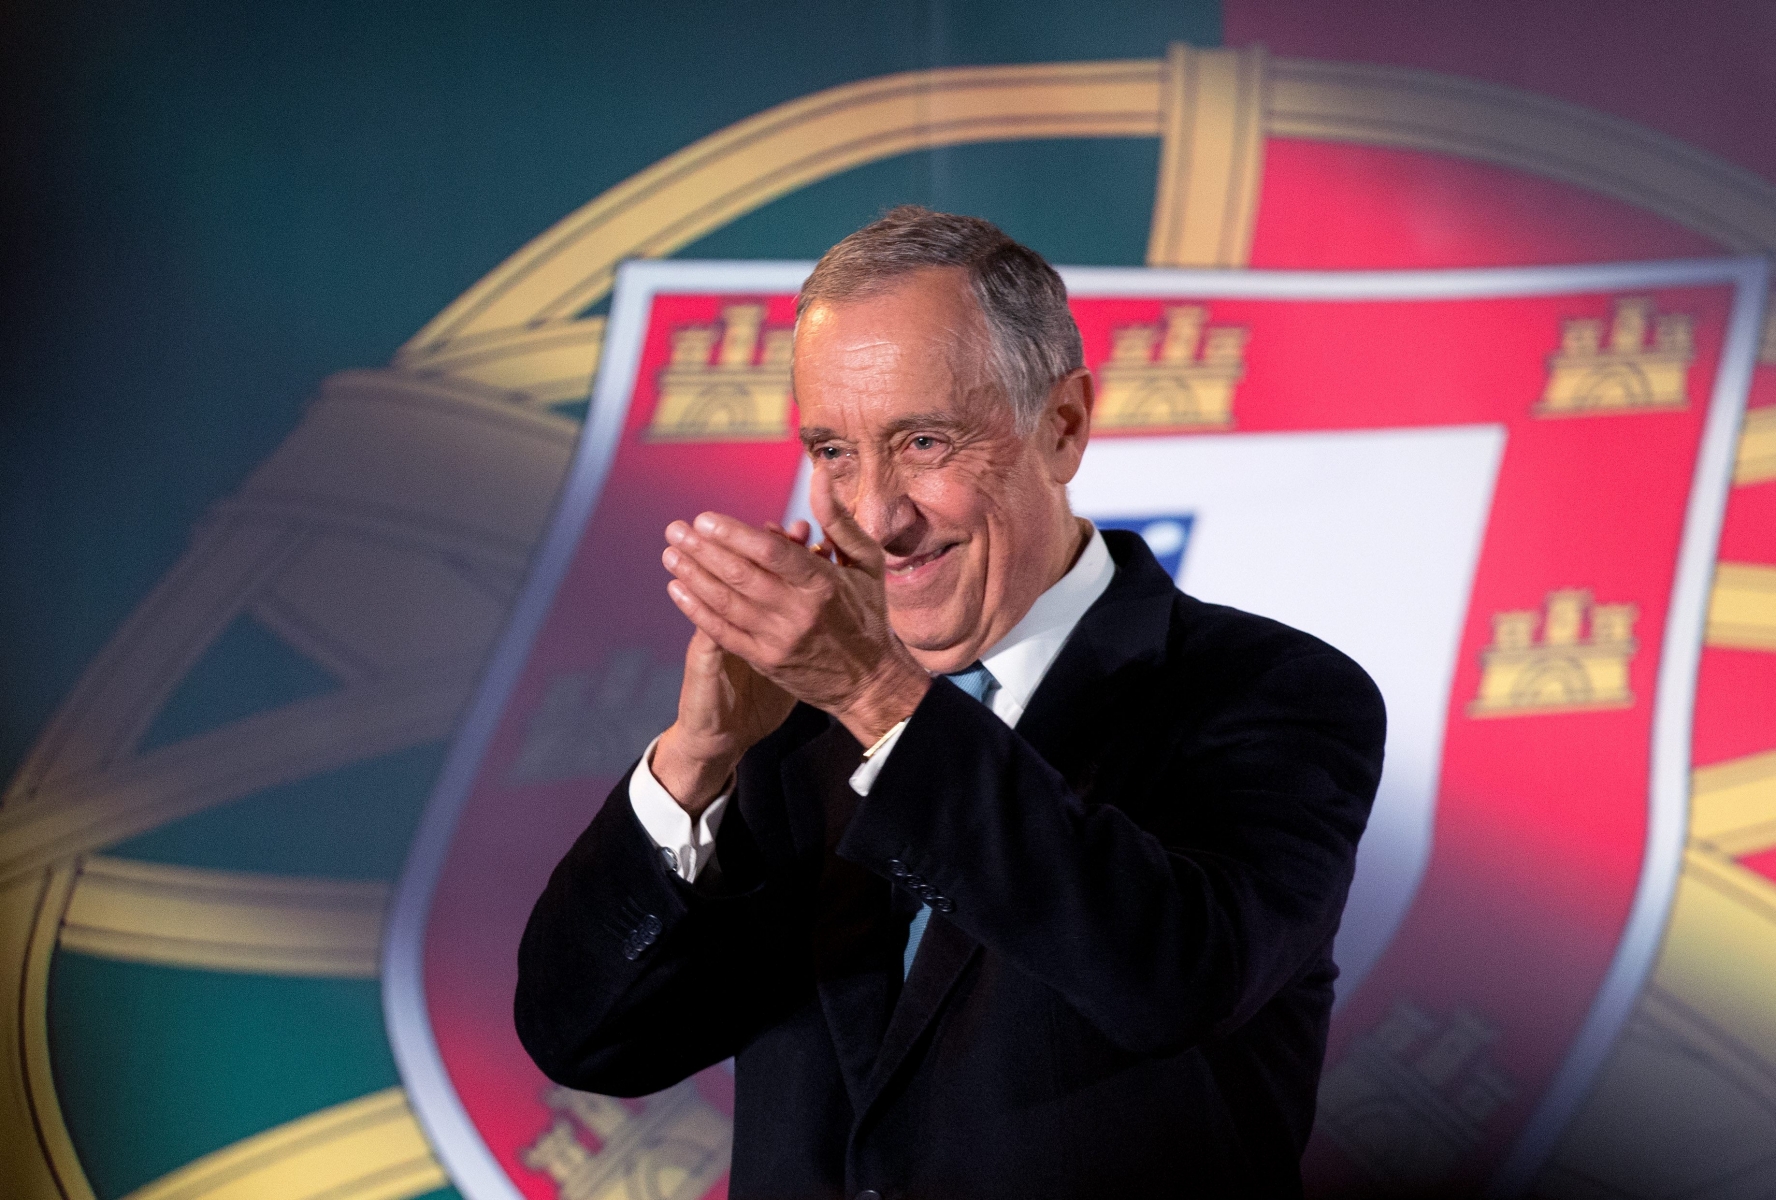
[879,411,967,436]
[798,425,842,449]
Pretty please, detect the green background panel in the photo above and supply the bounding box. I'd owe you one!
[48,954,400,1197]
[137,615,341,754]
[111,741,450,879]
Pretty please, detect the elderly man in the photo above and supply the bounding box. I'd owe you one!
[515,207,1385,1199]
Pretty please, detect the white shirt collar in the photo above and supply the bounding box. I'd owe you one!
[975,524,1115,727]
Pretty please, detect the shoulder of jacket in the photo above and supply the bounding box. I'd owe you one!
[1166,591,1376,697]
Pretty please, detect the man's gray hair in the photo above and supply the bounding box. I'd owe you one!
[796,206,1084,433]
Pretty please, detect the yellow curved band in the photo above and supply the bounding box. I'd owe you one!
[119,1088,445,1200]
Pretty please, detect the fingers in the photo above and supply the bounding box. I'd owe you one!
[808,465,884,575]
[671,512,830,589]
[660,508,853,680]
[666,577,761,662]
[663,539,786,639]
[681,626,726,678]
[665,525,795,612]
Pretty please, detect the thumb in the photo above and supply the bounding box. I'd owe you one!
[809,464,883,575]
[683,626,727,677]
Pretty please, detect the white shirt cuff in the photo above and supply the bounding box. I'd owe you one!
[848,720,908,796]
[628,735,730,881]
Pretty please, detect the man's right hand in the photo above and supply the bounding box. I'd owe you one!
[651,591,798,818]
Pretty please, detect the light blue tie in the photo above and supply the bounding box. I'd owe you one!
[903,661,996,977]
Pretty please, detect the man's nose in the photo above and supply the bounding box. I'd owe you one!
[849,456,915,547]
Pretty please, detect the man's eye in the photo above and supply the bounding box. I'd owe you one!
[909,435,939,452]
[813,445,842,460]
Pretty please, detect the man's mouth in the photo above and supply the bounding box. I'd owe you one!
[885,542,956,580]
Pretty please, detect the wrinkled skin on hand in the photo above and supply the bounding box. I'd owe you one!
[655,467,931,815]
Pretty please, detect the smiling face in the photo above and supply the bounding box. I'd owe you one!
[794,266,1094,674]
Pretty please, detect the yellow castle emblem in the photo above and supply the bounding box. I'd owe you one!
[521,1081,729,1200]
[1470,589,1638,717]
[647,303,793,441]
[1535,296,1694,417]
[1094,305,1248,432]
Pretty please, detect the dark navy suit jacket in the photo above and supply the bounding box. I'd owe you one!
[515,530,1386,1199]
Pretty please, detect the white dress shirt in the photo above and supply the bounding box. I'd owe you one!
[631,525,1116,881]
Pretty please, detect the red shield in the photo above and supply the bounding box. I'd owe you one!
[385,256,1766,1199]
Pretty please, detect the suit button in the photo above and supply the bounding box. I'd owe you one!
[856,1191,883,1200]
[932,896,955,913]
[621,913,663,960]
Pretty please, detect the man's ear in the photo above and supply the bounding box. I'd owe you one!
[1044,367,1095,485]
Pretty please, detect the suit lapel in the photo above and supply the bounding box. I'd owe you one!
[857,906,979,1114]
[1015,529,1179,777]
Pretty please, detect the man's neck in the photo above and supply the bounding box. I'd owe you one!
[1053,515,1093,588]
[977,514,1094,661]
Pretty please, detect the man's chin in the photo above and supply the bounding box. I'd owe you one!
[888,612,981,672]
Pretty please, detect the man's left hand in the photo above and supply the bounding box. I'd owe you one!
[661,467,930,745]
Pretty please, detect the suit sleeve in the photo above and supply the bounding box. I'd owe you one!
[513,759,811,1097]
[837,647,1385,1056]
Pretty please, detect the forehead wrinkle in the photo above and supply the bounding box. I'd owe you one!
[834,331,903,367]
[791,278,1003,429]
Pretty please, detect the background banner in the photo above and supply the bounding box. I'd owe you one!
[4,4,1774,1199]
[393,258,1763,1199]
